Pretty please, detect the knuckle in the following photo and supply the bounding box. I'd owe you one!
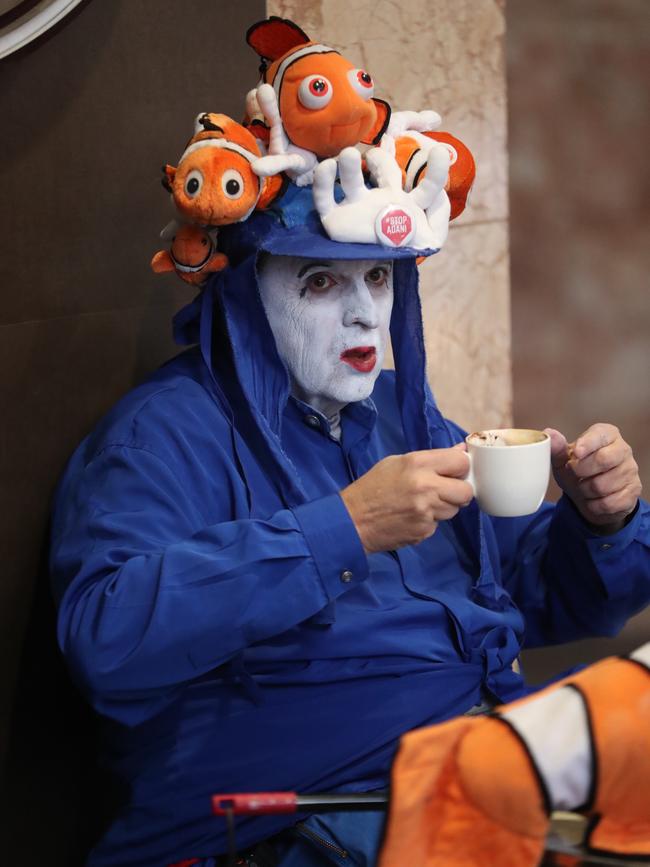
[590,475,607,497]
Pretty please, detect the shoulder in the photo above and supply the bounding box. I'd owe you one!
[80,348,231,465]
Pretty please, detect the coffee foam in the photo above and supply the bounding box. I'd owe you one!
[468,428,547,447]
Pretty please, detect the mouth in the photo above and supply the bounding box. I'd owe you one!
[340,346,377,373]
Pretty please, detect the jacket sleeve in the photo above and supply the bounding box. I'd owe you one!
[492,494,650,648]
[50,443,368,723]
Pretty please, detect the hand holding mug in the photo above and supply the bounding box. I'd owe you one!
[340,446,473,554]
[546,423,642,534]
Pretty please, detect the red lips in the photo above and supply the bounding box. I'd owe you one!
[340,346,377,373]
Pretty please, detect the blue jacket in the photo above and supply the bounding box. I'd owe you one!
[50,253,650,866]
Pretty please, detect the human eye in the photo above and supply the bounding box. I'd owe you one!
[299,271,338,297]
[365,265,391,287]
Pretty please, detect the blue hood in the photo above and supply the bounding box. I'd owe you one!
[172,184,453,509]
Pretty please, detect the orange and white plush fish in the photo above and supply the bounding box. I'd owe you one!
[162,113,285,227]
[246,17,390,160]
[246,18,443,185]
[392,130,476,220]
[151,223,227,286]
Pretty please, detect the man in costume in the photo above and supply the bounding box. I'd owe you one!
[49,17,648,865]
[49,184,648,866]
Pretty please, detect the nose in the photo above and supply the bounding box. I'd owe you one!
[342,275,379,329]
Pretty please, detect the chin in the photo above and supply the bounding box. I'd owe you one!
[327,372,379,405]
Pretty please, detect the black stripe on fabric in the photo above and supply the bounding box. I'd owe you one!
[412,162,427,189]
[370,98,392,145]
[404,147,420,176]
[585,812,650,864]
[564,683,598,813]
[490,712,553,817]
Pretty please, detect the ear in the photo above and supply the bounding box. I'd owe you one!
[150,251,175,274]
[361,98,392,145]
[246,16,310,61]
[161,164,176,192]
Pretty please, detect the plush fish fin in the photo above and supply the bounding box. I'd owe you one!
[161,164,176,192]
[245,119,270,150]
[361,98,392,145]
[257,174,287,210]
[194,112,226,135]
[246,17,310,62]
[151,251,175,274]
[205,251,229,273]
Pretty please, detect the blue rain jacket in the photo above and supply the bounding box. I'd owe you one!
[50,245,650,866]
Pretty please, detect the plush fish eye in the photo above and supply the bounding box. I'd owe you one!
[347,68,374,100]
[221,169,244,200]
[298,75,333,110]
[184,170,203,198]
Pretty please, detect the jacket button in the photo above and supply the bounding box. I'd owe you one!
[304,414,320,429]
[340,570,353,583]
[600,542,613,550]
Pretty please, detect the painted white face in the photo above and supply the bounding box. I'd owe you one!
[257,256,394,416]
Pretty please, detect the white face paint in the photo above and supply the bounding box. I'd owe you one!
[257,256,394,417]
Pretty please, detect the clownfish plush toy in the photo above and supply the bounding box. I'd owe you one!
[154,112,292,284]
[245,17,391,160]
[245,17,442,186]
[161,112,286,227]
[392,130,476,220]
[151,223,227,286]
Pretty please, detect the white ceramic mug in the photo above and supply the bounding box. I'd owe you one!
[464,428,551,517]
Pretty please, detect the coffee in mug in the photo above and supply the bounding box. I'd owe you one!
[464,428,551,517]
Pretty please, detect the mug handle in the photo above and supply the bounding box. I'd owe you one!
[463,449,476,495]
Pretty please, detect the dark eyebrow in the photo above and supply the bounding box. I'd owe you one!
[297,261,332,278]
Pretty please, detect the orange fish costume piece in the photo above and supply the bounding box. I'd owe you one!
[393,130,476,220]
[380,645,650,867]
[162,113,285,227]
[151,224,227,286]
[246,17,391,159]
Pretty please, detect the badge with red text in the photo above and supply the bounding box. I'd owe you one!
[375,205,416,247]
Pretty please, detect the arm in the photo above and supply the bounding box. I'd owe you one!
[494,423,649,646]
[494,494,650,647]
[50,443,368,724]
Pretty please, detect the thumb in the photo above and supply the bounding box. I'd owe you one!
[545,427,570,470]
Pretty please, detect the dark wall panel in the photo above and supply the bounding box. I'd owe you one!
[0,1,265,862]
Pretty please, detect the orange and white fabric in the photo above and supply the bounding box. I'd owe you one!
[379,643,650,867]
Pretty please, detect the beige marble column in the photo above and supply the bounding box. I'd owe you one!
[267,0,511,430]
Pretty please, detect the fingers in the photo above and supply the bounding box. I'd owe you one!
[313,159,338,217]
[407,447,471,479]
[252,153,306,177]
[256,84,290,157]
[573,423,619,460]
[338,147,366,202]
[365,146,404,190]
[571,439,635,481]
[256,83,281,126]
[551,422,642,527]
[545,427,570,470]
[409,143,449,209]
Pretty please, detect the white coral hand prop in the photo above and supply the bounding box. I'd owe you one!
[386,109,442,139]
[313,146,450,250]
[251,83,318,186]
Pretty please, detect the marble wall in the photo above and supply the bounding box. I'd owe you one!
[508,0,649,484]
[268,0,511,430]
[508,0,650,678]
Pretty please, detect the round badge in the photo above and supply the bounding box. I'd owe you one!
[375,205,416,247]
